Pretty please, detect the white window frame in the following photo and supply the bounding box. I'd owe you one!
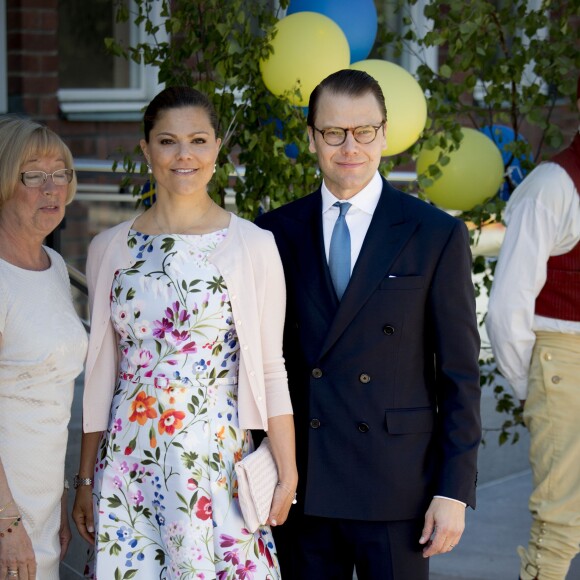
[474,0,548,104]
[378,0,438,77]
[57,1,166,120]
[399,0,438,76]
[0,0,7,114]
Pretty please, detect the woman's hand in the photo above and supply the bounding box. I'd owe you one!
[267,481,297,527]
[73,431,101,545]
[72,486,95,545]
[0,517,37,580]
[59,490,72,560]
[263,415,298,528]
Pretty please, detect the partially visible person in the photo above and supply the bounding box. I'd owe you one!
[72,86,297,579]
[257,69,481,580]
[487,78,580,580]
[0,116,88,579]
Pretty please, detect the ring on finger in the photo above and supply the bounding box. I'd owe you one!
[7,571,19,577]
[448,544,456,549]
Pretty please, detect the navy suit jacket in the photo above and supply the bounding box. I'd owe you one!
[256,177,481,521]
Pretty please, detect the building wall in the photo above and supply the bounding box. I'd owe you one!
[4,1,580,278]
[7,1,579,161]
[6,0,143,158]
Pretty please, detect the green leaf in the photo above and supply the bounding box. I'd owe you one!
[161,237,175,253]
[439,64,452,79]
[108,495,123,508]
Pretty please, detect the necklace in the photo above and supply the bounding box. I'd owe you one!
[151,201,216,235]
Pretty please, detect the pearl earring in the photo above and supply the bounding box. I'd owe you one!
[213,164,217,174]
[147,163,152,175]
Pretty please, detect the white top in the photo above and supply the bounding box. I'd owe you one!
[0,247,88,578]
[321,171,383,272]
[486,160,580,399]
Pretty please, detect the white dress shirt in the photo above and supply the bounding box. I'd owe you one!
[486,157,580,400]
[321,171,383,270]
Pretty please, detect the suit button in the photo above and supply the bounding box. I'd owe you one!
[383,325,395,335]
[312,368,323,379]
[310,418,321,429]
[357,422,370,433]
[359,373,371,384]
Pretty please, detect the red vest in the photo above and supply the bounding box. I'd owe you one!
[535,132,580,321]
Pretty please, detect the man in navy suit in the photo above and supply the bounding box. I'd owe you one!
[257,69,481,580]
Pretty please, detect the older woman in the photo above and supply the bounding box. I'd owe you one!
[73,86,297,579]
[0,116,88,579]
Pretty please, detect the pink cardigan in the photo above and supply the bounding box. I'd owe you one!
[83,213,292,433]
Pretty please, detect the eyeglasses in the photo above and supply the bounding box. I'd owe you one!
[313,122,385,146]
[20,169,74,188]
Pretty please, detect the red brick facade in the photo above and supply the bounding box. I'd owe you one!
[5,0,579,163]
[6,0,142,159]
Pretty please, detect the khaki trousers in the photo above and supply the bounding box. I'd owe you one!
[519,332,580,580]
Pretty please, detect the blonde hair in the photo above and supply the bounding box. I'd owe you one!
[0,115,77,209]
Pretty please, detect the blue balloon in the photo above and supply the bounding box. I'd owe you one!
[287,0,378,63]
[262,116,302,159]
[481,125,530,200]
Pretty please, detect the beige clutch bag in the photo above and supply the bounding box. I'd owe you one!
[235,437,278,533]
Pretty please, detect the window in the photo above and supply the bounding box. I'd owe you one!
[57,0,166,121]
[0,0,7,114]
[378,0,438,76]
[473,0,548,104]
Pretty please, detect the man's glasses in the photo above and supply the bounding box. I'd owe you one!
[20,169,74,188]
[313,122,385,146]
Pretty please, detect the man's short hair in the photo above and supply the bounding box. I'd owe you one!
[307,69,387,128]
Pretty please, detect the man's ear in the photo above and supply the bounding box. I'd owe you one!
[307,127,316,153]
[381,123,387,152]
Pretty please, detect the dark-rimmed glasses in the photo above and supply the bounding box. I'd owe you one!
[20,169,74,188]
[313,122,385,146]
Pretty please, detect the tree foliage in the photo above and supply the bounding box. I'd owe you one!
[107,0,320,216]
[109,0,580,444]
[381,0,580,443]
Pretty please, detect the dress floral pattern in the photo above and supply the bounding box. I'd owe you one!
[91,229,280,580]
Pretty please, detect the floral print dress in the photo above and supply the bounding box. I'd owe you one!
[91,229,280,580]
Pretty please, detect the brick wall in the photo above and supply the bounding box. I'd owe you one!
[7,0,59,121]
[6,2,578,163]
[6,0,142,159]
[3,1,579,316]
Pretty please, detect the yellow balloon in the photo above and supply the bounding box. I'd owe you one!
[350,59,427,156]
[417,128,504,211]
[260,12,350,107]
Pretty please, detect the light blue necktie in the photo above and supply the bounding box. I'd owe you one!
[328,201,352,300]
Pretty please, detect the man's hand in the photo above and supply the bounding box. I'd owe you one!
[419,497,465,558]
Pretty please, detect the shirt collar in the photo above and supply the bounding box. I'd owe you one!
[321,171,383,215]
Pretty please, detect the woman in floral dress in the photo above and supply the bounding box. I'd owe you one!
[73,87,298,579]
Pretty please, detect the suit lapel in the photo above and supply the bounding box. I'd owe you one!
[290,191,339,323]
[319,180,419,359]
